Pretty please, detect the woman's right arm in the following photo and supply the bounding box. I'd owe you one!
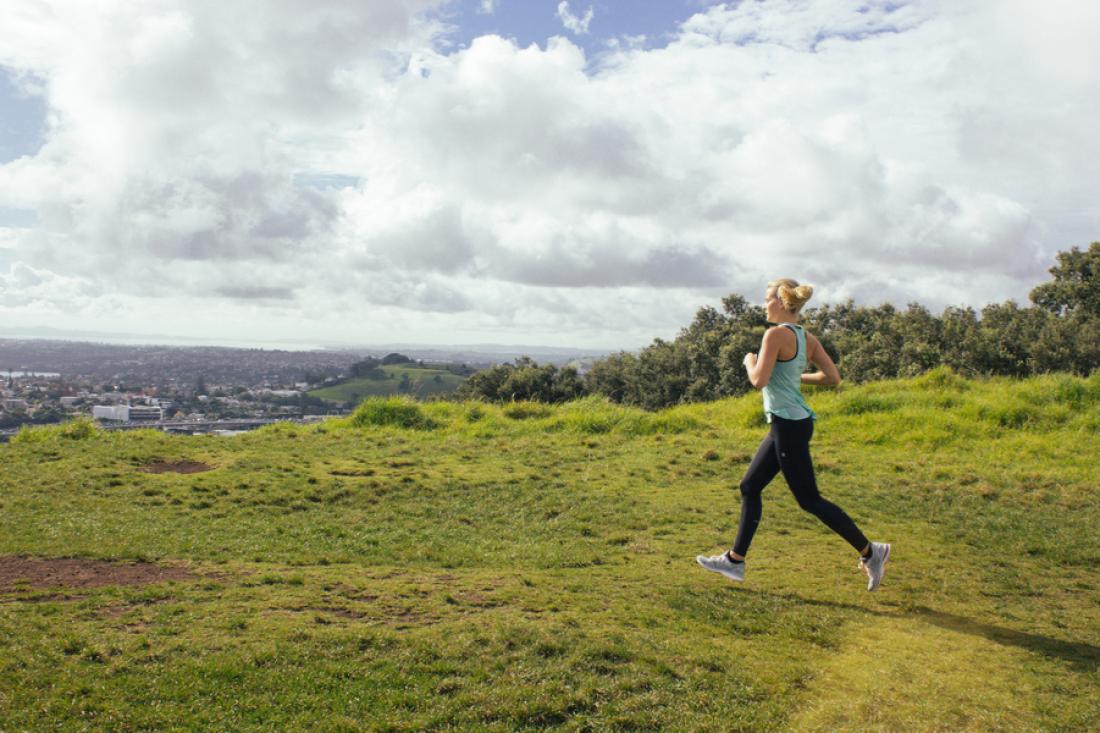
[802,333,842,386]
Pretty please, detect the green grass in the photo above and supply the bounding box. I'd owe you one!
[2,368,1099,731]
[309,365,466,404]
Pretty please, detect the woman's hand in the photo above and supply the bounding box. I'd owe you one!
[743,352,757,370]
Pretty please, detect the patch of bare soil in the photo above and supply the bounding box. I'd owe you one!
[141,460,212,474]
[0,556,196,590]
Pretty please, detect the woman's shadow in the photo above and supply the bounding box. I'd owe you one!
[755,589,1100,674]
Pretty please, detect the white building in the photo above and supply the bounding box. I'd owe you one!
[93,405,129,421]
[264,389,300,398]
[60,396,80,408]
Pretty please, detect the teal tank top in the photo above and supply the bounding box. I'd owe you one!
[762,323,817,423]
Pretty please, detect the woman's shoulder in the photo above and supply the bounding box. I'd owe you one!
[764,324,798,339]
[771,323,809,337]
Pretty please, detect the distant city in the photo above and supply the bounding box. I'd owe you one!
[0,337,612,438]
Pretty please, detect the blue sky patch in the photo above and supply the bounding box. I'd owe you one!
[0,67,46,164]
[434,0,721,60]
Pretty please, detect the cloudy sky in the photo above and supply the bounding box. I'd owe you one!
[1,0,1098,350]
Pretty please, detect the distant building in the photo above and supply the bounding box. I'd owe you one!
[93,405,129,421]
[128,405,163,421]
[60,396,80,408]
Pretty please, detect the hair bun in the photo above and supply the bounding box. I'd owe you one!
[768,278,814,312]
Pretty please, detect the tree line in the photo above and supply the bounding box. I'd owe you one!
[456,242,1100,410]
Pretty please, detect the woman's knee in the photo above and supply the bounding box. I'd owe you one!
[797,495,832,517]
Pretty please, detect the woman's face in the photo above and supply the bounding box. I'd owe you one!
[764,286,785,320]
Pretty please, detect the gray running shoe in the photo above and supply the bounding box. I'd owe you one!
[859,542,891,591]
[696,552,745,583]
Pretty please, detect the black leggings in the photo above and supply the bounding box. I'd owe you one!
[732,415,869,556]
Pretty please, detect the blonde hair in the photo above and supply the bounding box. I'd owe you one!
[768,278,814,313]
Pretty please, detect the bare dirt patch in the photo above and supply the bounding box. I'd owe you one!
[141,460,212,474]
[0,556,196,591]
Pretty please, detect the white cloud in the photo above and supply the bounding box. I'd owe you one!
[477,0,499,15]
[1,0,1099,348]
[556,1,594,36]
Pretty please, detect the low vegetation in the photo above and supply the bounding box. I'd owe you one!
[2,369,1098,730]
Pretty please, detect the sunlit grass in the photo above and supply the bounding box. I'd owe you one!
[1,368,1098,731]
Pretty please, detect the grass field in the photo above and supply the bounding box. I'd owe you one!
[309,365,466,405]
[2,367,1098,731]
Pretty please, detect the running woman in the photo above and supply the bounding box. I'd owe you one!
[696,279,890,591]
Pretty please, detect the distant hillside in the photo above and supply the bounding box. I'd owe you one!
[0,337,610,384]
[308,364,467,404]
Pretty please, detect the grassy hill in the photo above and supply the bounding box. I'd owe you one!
[309,364,467,404]
[2,367,1098,731]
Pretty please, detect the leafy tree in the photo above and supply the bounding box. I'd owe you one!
[583,352,638,403]
[457,364,510,401]
[820,303,902,382]
[976,301,1048,377]
[632,338,692,410]
[549,365,587,402]
[1031,313,1100,375]
[457,356,589,403]
[350,358,387,380]
[894,304,943,377]
[30,407,63,424]
[938,306,982,375]
[1030,241,1100,318]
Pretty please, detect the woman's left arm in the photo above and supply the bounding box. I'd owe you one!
[743,328,782,389]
